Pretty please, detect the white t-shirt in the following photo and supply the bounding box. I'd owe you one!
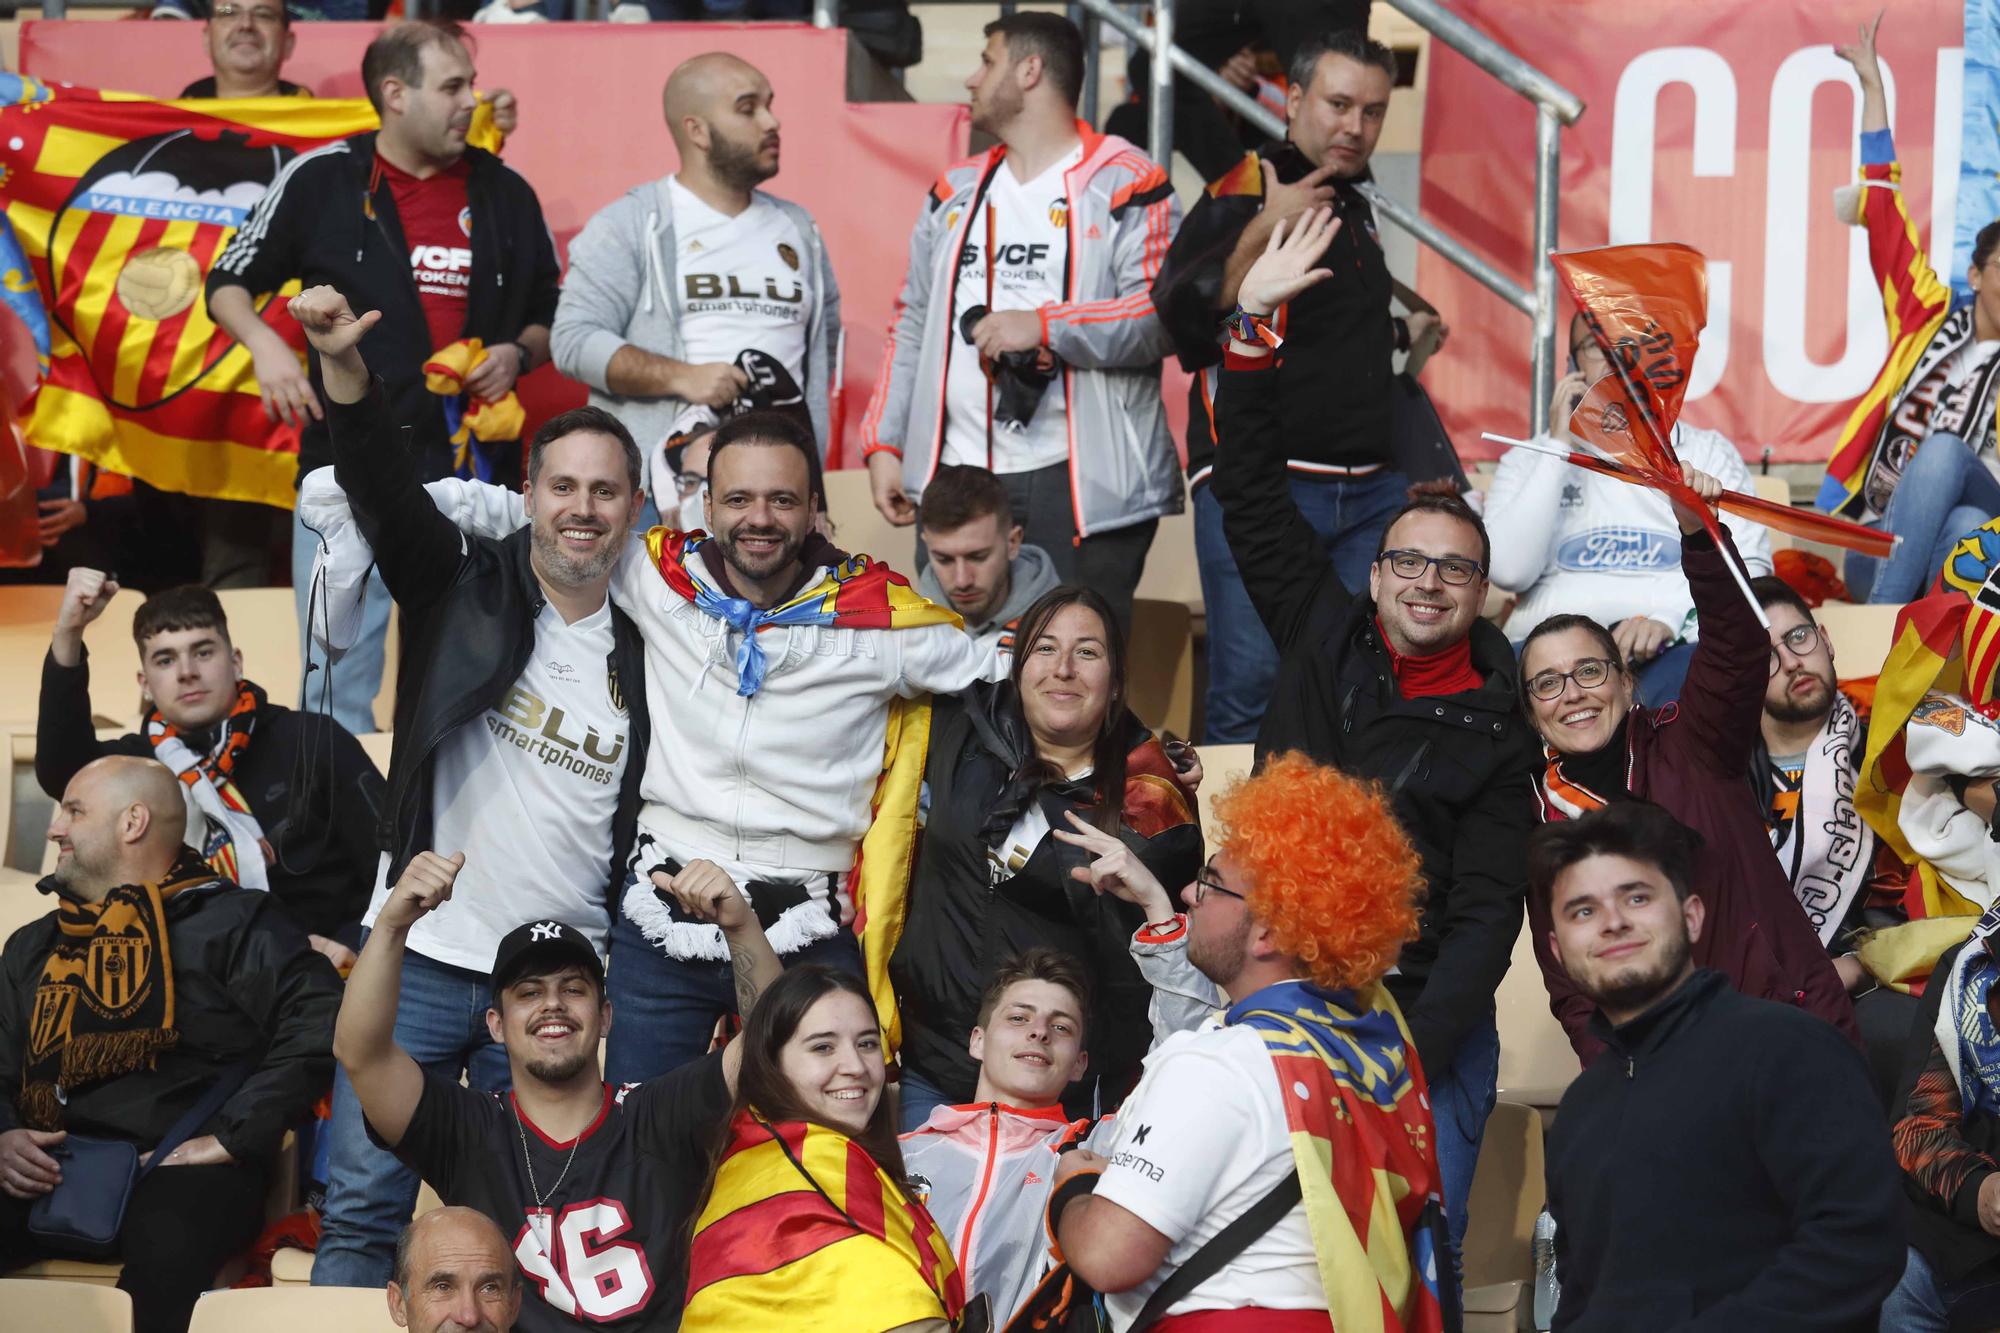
[670,176,812,392]
[364,600,631,970]
[942,146,1081,475]
[1094,1021,1323,1326]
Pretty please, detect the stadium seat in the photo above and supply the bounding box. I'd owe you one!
[0,865,48,943]
[1127,599,1195,741]
[1195,744,1255,844]
[1495,917,1579,1110]
[356,732,394,776]
[1750,473,1792,553]
[269,1181,443,1287]
[187,1285,400,1332]
[1133,503,1202,614]
[822,468,917,576]
[1462,1101,1546,1290]
[215,588,302,711]
[0,1276,132,1330]
[1814,601,1903,680]
[4,1256,124,1285]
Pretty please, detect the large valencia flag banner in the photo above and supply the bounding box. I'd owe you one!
[0,73,375,507]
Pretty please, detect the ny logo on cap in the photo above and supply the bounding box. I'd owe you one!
[529,922,563,942]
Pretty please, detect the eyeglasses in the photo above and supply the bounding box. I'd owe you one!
[1190,871,1245,907]
[1767,623,1822,676]
[1525,657,1620,702]
[213,3,288,22]
[673,472,706,499]
[1376,549,1485,587]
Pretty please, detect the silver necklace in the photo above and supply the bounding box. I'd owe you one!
[514,1101,584,1210]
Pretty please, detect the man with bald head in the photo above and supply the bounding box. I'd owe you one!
[0,755,340,1333]
[389,1207,521,1333]
[552,50,840,497]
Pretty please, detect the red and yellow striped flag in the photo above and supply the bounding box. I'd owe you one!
[685,1112,963,1331]
[0,74,377,506]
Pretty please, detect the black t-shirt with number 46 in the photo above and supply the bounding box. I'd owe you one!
[384,1051,731,1331]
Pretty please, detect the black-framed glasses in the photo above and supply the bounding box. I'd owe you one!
[1191,871,1245,907]
[1768,623,1823,676]
[213,2,287,21]
[673,472,706,499]
[1377,549,1485,587]
[1526,657,1620,701]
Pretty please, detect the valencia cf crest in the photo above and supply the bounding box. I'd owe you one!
[607,662,627,716]
[776,242,799,272]
[1048,197,1069,229]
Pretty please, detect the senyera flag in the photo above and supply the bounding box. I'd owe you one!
[0,73,381,508]
[1547,243,1892,563]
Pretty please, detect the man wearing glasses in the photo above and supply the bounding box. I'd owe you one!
[1749,575,1913,1100]
[1208,207,1537,1271]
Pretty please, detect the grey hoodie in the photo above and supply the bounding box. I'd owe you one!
[917,542,1060,659]
[551,174,841,457]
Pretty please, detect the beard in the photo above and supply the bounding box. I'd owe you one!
[1765,669,1835,726]
[707,123,778,192]
[1582,926,1692,1017]
[718,522,805,585]
[970,80,1023,138]
[531,515,622,588]
[1187,911,1252,989]
[521,1046,594,1085]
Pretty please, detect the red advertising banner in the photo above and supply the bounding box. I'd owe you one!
[19,21,967,470]
[1418,0,1964,464]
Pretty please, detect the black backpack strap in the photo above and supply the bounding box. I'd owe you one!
[1127,1169,1303,1332]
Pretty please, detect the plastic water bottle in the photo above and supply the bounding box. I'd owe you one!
[1531,1207,1560,1330]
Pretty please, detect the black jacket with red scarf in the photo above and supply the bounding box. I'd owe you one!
[206,130,561,483]
[891,683,1203,1115]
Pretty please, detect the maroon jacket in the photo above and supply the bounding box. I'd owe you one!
[1527,528,1861,1066]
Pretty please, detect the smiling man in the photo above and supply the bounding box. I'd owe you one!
[1532,803,1902,1331]
[337,855,781,1331]
[1205,205,1536,1264]
[553,51,840,496]
[181,1,306,99]
[289,284,655,1292]
[36,573,384,958]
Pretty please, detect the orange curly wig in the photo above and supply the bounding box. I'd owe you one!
[1211,751,1426,990]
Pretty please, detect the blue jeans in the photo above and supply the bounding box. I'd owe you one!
[896,1066,953,1134]
[1881,1245,2000,1331]
[312,944,511,1288]
[1849,432,2000,605]
[1194,470,1410,744]
[291,507,390,738]
[1429,1011,1500,1281]
[603,905,866,1085]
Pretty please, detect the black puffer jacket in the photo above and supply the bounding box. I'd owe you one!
[891,685,1204,1112]
[206,131,562,483]
[325,385,650,901]
[0,855,341,1163]
[1211,356,1540,1075]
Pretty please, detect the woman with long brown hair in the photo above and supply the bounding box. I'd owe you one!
[682,965,962,1332]
[889,585,1205,1131]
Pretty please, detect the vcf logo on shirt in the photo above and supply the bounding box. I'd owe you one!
[1555,528,1681,572]
[411,243,473,296]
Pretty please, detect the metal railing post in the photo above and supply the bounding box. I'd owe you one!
[1381,0,1584,125]
[1146,0,1175,168]
[43,0,66,16]
[1070,4,1100,128]
[811,0,837,30]
[1529,102,1562,436]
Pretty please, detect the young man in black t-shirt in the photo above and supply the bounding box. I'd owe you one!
[333,852,782,1330]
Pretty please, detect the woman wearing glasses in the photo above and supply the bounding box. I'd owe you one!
[887,585,1205,1131]
[1517,469,1860,1066]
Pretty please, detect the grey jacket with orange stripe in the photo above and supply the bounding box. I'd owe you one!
[861,126,1185,537]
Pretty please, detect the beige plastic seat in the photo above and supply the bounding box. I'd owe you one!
[1127,599,1195,741]
[1750,473,1792,553]
[1133,503,1202,615]
[821,467,917,576]
[188,1285,401,1332]
[1813,601,1903,680]
[1194,743,1255,846]
[269,1180,443,1287]
[1461,1101,1547,1290]
[355,732,395,776]
[1495,916,1580,1110]
[0,1276,133,1329]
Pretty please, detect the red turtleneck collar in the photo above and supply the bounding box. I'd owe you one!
[1374,618,1482,698]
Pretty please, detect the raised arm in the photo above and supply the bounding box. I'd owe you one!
[1209,207,1355,652]
[1663,476,1770,777]
[290,286,470,611]
[331,850,463,1148]
[35,569,122,798]
[651,860,781,1094]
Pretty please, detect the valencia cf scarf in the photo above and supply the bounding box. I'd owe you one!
[144,679,272,891]
[644,527,960,697]
[684,1112,964,1331]
[1230,979,1448,1333]
[19,849,217,1131]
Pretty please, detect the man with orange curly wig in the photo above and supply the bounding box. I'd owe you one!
[1045,751,1452,1332]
